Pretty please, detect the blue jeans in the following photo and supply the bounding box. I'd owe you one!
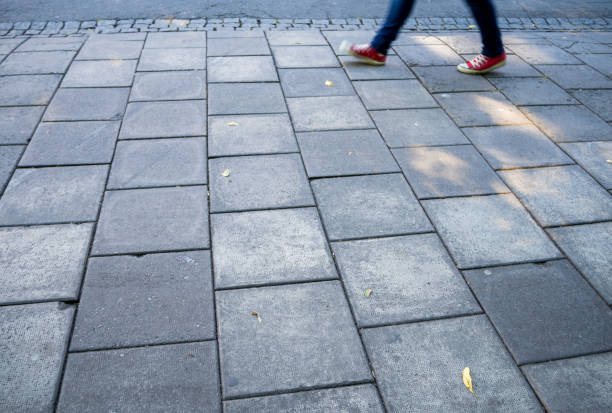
[371,0,504,57]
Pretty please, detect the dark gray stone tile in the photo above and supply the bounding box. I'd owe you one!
[272,45,339,68]
[577,53,612,76]
[288,96,373,131]
[71,251,215,350]
[76,39,143,60]
[423,194,561,268]
[62,59,137,87]
[138,48,206,71]
[0,224,92,304]
[561,141,612,188]
[44,88,129,121]
[566,42,612,53]
[362,316,543,412]
[535,64,612,89]
[436,92,529,127]
[15,37,84,52]
[0,106,44,144]
[130,70,206,101]
[224,384,384,413]
[57,342,220,412]
[394,44,464,66]
[108,138,206,189]
[208,37,270,56]
[572,89,612,121]
[333,234,479,327]
[0,302,74,412]
[523,353,612,413]
[371,108,468,148]
[465,260,612,364]
[208,114,297,156]
[120,100,206,139]
[0,51,75,75]
[509,44,581,64]
[312,174,431,240]
[0,74,61,106]
[323,30,376,55]
[394,145,509,198]
[209,83,286,115]
[268,30,327,46]
[0,166,107,225]
[483,55,541,77]
[436,33,482,54]
[217,281,370,397]
[92,186,209,255]
[522,105,612,142]
[354,79,437,110]
[211,208,335,288]
[490,77,577,105]
[0,145,23,192]
[340,55,414,80]
[209,154,313,212]
[20,121,119,166]
[297,129,399,177]
[464,125,572,169]
[208,56,277,82]
[279,68,354,97]
[0,38,24,54]
[413,66,495,93]
[144,31,207,48]
[548,222,612,304]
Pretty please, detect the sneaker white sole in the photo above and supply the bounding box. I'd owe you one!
[457,59,506,74]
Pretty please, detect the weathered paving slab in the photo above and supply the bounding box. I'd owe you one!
[279,68,354,97]
[15,37,84,52]
[120,100,206,139]
[571,89,612,121]
[288,96,373,131]
[576,53,612,77]
[0,74,61,106]
[490,77,577,105]
[521,105,612,142]
[0,145,23,192]
[509,44,581,64]
[560,141,612,188]
[76,39,143,60]
[208,56,278,82]
[208,37,270,56]
[44,87,129,121]
[535,64,612,89]
[0,106,44,144]
[355,79,437,110]
[62,59,137,87]
[394,44,463,66]
[209,83,286,115]
[144,31,207,48]
[267,30,327,46]
[272,45,339,68]
[340,55,414,80]
[138,47,206,71]
[0,38,24,54]
[130,70,206,101]
[436,91,529,127]
[0,50,75,75]
[413,65,494,93]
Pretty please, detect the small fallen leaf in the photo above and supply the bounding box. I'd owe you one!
[606,159,612,164]
[325,80,334,87]
[365,288,373,297]
[468,24,476,29]
[227,122,239,126]
[462,367,474,395]
[207,190,210,197]
[251,311,262,323]
[371,369,376,378]
[348,151,353,155]
[222,169,231,177]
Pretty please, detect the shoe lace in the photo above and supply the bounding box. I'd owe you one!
[470,54,489,69]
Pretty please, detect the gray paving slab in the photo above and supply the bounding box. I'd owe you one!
[312,174,431,240]
[76,39,143,60]
[362,316,543,412]
[208,37,270,56]
[535,64,612,89]
[71,251,215,351]
[272,45,339,68]
[576,53,612,77]
[0,38,24,54]
[566,42,612,53]
[560,141,612,188]
[509,44,582,64]
[394,44,464,66]
[436,33,482,54]
[92,186,210,255]
[0,302,74,413]
[208,113,297,156]
[144,31,207,48]
[288,96,373,131]
[482,55,541,77]
[0,224,92,304]
[548,222,612,304]
[463,125,572,169]
[57,342,220,413]
[209,83,286,115]
[19,121,119,166]
[208,56,278,82]
[0,145,22,192]
[522,352,612,413]
[521,105,612,142]
[224,384,384,413]
[297,129,399,177]
[490,77,577,105]
[279,68,354,97]
[500,165,612,226]
[209,153,313,212]
[413,66,494,93]
[138,48,206,71]
[15,37,84,52]
[216,281,371,398]
[0,74,61,106]
[340,55,415,80]
[323,31,376,55]
[333,234,479,327]
[371,108,468,148]
[119,100,206,138]
[130,70,206,101]
[354,79,437,110]
[267,30,327,46]
[108,138,207,189]
[0,50,75,75]
[394,34,444,46]
[436,91,529,127]
[465,260,612,365]
[571,89,612,121]
[0,106,44,144]
[423,194,561,268]
[394,145,509,198]
[0,165,107,225]
[44,87,129,121]
[61,59,137,87]
[207,30,264,39]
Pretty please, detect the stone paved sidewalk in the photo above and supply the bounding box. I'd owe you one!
[0,29,611,412]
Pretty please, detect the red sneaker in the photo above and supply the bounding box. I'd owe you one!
[457,52,506,74]
[346,43,387,65]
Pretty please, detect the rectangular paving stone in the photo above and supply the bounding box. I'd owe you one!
[92,186,209,255]
[208,55,277,82]
[108,138,206,189]
[423,194,561,268]
[413,66,494,93]
[394,44,464,66]
[436,33,482,54]
[0,165,107,225]
[208,113,297,156]
[465,260,612,364]
[509,44,581,64]
[209,83,286,115]
[394,145,508,198]
[490,77,577,105]
[0,74,61,106]
[209,153,313,212]
[44,88,129,121]
[287,96,373,131]
[522,105,612,142]
[463,125,572,169]
[120,100,206,138]
[571,89,612,121]
[576,53,612,76]
[279,68,354,97]
[216,281,371,397]
[0,145,23,193]
[536,64,612,89]
[567,42,612,54]
[71,251,215,350]
[333,234,479,327]
[482,55,541,77]
[208,37,270,56]
[57,342,220,412]
[272,45,339,68]
[144,31,207,48]
[19,121,119,166]
[15,37,84,52]
[371,108,468,147]
[0,224,92,304]
[267,30,327,46]
[355,79,437,110]
[0,106,44,144]
[297,129,399,177]
[62,59,137,87]
[340,55,414,80]
[207,29,264,39]
[211,206,335,287]
[560,141,612,188]
[522,353,612,413]
[138,48,206,71]
[77,39,143,60]
[436,91,530,127]
[362,316,543,412]
[0,50,75,75]
[323,31,376,55]
[0,302,74,412]
[0,38,24,54]
[130,70,206,101]
[394,34,444,46]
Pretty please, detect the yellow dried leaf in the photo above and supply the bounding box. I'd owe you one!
[365,288,373,297]
[325,80,334,87]
[462,367,474,394]
[222,169,231,177]
[227,122,239,126]
[295,41,303,44]
[468,24,476,29]
[606,159,612,164]
[348,151,353,155]
[251,311,262,323]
